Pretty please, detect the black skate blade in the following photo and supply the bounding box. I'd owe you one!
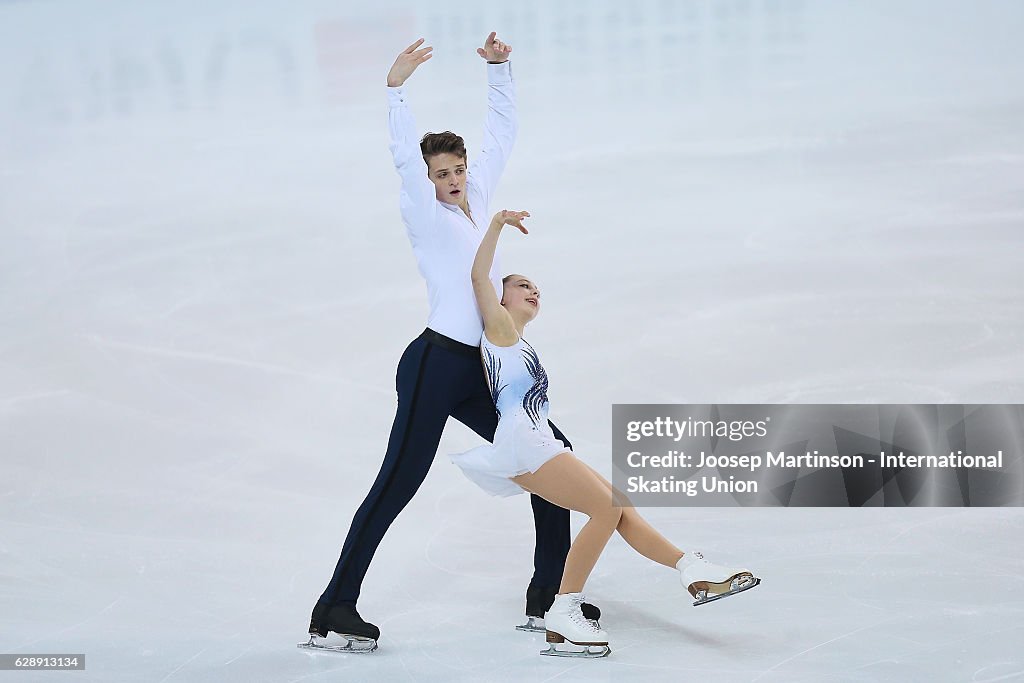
[693,577,761,607]
[540,642,611,658]
[297,634,378,654]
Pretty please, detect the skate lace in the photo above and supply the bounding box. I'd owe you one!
[569,597,599,633]
[572,611,600,632]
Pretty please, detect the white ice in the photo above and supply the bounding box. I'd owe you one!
[1,1,1023,681]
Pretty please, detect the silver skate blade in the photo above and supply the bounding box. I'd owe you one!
[516,616,545,633]
[693,577,761,607]
[297,634,378,654]
[540,642,611,658]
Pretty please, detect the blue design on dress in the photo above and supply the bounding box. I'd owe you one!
[482,344,506,419]
[520,342,549,427]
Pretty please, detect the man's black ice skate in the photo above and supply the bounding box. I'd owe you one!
[299,603,380,654]
[516,584,602,632]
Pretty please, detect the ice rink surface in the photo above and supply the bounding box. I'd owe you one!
[2,1,1023,681]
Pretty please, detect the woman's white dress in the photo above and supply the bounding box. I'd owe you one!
[450,334,570,497]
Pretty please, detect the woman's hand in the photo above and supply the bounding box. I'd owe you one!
[490,209,530,234]
[477,31,512,63]
[387,38,433,87]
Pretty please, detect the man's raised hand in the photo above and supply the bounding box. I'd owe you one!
[477,31,512,63]
[387,38,433,87]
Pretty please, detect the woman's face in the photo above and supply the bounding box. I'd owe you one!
[501,274,540,321]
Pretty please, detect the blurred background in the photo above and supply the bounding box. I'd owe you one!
[1,1,1022,681]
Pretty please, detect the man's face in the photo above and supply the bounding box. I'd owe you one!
[426,153,467,204]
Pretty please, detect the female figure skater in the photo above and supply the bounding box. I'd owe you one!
[451,210,760,657]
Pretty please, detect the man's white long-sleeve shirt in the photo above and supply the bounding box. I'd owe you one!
[387,61,516,346]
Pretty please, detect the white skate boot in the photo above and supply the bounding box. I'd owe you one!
[676,550,760,606]
[540,593,611,658]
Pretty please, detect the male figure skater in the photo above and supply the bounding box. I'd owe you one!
[305,33,594,652]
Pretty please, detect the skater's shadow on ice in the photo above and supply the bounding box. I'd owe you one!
[611,604,736,652]
[669,624,735,651]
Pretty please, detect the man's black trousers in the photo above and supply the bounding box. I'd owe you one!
[315,328,573,611]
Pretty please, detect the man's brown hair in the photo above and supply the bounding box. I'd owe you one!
[420,131,467,164]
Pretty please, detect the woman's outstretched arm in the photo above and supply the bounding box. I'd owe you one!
[471,210,529,346]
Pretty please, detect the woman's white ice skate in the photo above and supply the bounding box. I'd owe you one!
[677,550,761,606]
[540,593,611,658]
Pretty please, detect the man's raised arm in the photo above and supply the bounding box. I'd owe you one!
[386,39,436,245]
[470,32,517,209]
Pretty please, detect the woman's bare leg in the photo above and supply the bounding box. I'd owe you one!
[586,465,684,568]
[513,453,622,593]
